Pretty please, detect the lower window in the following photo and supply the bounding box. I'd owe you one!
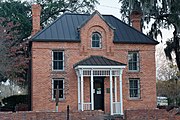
[129,78,140,99]
[52,79,64,100]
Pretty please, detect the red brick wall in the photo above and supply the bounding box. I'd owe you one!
[0,109,179,120]
[31,13,157,113]
[0,111,104,120]
[124,109,180,120]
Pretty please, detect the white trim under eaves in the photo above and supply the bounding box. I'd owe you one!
[75,65,126,70]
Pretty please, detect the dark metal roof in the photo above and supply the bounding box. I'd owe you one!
[32,12,159,44]
[73,56,126,68]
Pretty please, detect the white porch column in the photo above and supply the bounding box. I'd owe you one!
[110,69,113,115]
[78,76,81,110]
[119,69,123,115]
[90,69,94,110]
[114,77,117,102]
[80,69,84,111]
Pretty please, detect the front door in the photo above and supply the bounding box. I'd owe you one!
[94,77,104,110]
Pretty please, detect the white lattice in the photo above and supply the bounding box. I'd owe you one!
[113,102,121,114]
[82,69,120,76]
[83,102,91,110]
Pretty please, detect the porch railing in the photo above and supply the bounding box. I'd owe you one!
[113,102,121,114]
[83,102,91,110]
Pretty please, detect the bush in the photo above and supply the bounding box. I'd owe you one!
[1,95,28,111]
[15,103,28,111]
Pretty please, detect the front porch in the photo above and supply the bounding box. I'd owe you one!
[74,56,126,115]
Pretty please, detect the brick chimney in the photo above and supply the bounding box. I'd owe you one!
[31,4,41,36]
[130,0,143,32]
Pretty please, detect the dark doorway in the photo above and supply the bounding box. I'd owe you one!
[93,77,104,110]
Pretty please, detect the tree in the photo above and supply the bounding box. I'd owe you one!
[157,79,180,106]
[0,0,32,40]
[156,44,180,106]
[0,0,99,82]
[119,0,180,71]
[34,0,99,25]
[156,44,179,81]
[0,18,29,83]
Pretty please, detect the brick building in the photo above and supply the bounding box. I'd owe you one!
[30,3,158,115]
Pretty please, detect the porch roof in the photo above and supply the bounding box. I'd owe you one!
[73,56,126,69]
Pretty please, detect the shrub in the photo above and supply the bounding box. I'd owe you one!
[1,95,28,111]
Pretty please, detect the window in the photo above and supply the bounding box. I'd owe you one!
[52,51,64,71]
[128,52,139,71]
[91,32,101,48]
[129,79,140,98]
[52,79,64,100]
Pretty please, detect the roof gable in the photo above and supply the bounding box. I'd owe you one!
[78,10,115,30]
[31,12,158,45]
[73,56,126,68]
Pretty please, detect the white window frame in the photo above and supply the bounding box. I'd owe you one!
[129,78,140,99]
[91,32,102,48]
[128,52,139,72]
[52,51,64,71]
[52,78,64,100]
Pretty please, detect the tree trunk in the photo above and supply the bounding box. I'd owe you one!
[173,24,180,71]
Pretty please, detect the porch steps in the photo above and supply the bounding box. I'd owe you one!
[103,114,124,120]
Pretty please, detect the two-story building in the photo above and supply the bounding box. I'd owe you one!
[30,3,158,115]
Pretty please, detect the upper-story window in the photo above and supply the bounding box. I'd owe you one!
[91,32,101,48]
[52,51,64,71]
[128,52,139,71]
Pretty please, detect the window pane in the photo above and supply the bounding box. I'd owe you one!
[92,41,100,47]
[54,80,58,89]
[129,80,134,88]
[129,62,133,70]
[95,41,100,47]
[128,53,133,61]
[58,52,63,60]
[92,41,95,47]
[92,34,96,40]
[53,61,63,70]
[58,61,63,70]
[95,34,99,40]
[58,80,63,89]
[133,53,137,61]
[53,61,58,70]
[134,80,138,88]
[130,89,134,97]
[133,62,137,70]
[53,52,58,60]
[59,90,63,98]
[133,89,138,97]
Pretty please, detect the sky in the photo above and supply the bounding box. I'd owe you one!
[95,0,121,19]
